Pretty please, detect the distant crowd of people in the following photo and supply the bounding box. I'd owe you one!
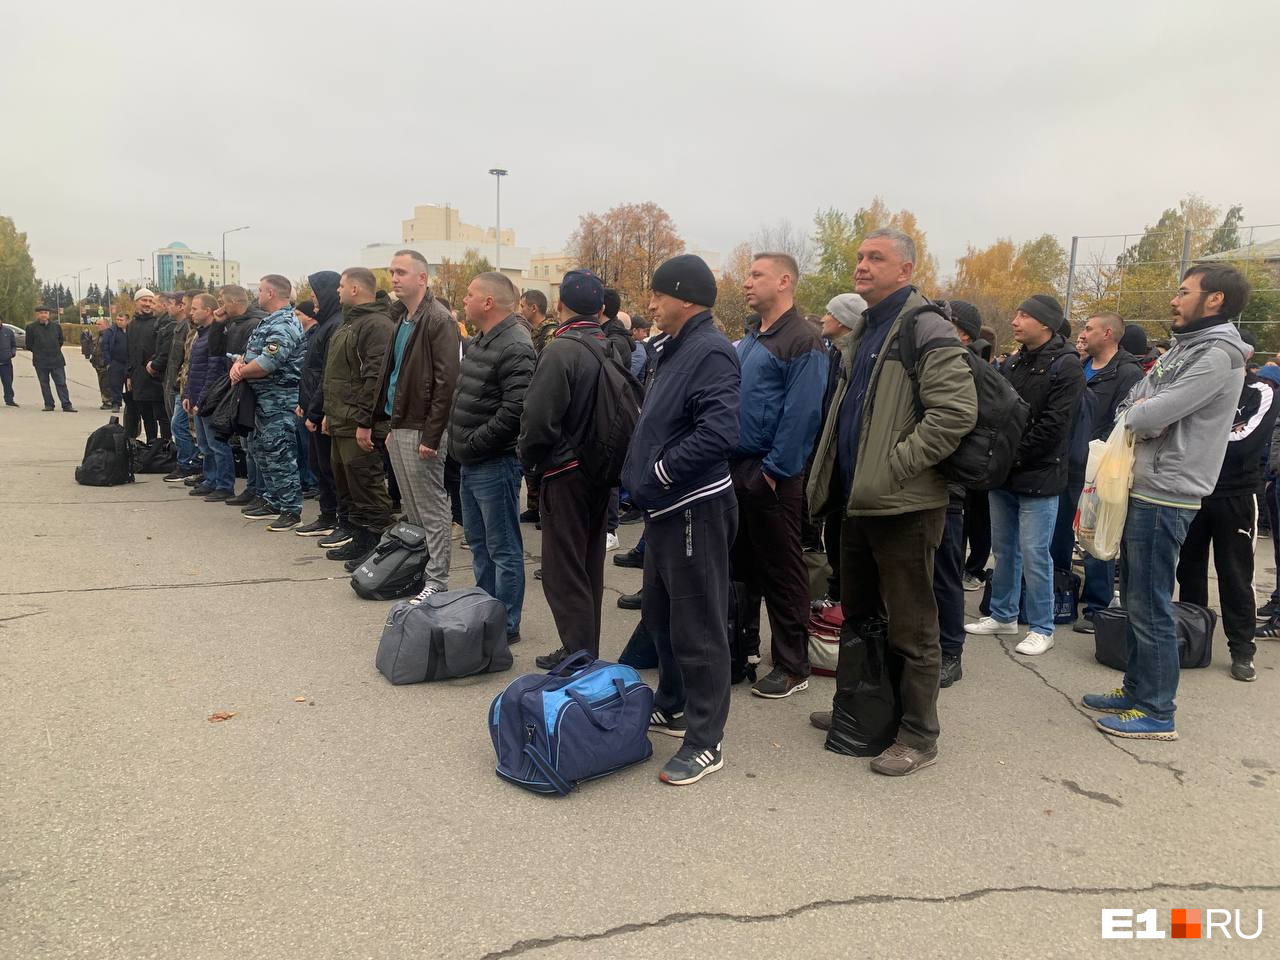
[10,233,1268,785]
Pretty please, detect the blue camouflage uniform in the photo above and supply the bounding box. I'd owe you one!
[242,307,305,514]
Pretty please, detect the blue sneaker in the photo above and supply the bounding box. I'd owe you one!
[1081,687,1135,714]
[1095,709,1178,741]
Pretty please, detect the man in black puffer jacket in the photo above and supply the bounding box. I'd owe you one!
[621,254,741,786]
[447,272,536,639]
[295,271,344,537]
[965,294,1084,658]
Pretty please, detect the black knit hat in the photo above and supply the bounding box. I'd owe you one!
[1016,294,1064,331]
[1120,323,1149,356]
[948,299,982,341]
[651,254,717,308]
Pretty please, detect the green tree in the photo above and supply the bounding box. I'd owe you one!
[435,249,494,315]
[0,217,39,328]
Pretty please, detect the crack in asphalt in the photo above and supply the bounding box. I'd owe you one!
[2,497,188,505]
[996,636,1188,785]
[1041,775,1124,807]
[0,609,48,625]
[0,575,342,598]
[479,880,1280,958]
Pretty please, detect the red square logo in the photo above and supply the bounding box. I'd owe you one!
[1172,909,1202,939]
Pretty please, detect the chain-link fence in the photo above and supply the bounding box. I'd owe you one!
[1063,222,1280,353]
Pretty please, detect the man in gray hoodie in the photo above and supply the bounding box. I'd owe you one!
[1082,263,1251,741]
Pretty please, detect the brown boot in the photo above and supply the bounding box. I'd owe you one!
[870,741,938,777]
[809,710,832,731]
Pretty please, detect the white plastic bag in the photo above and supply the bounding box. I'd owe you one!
[1075,412,1136,561]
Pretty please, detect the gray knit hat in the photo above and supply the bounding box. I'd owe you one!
[826,293,867,330]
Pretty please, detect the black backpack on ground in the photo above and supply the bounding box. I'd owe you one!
[561,332,644,487]
[350,521,430,601]
[131,437,178,474]
[1092,602,1216,671]
[897,303,1030,491]
[75,417,134,486]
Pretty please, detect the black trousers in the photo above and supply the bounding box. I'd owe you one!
[127,397,168,442]
[935,503,966,657]
[824,513,842,599]
[841,507,945,751]
[643,491,738,751]
[730,464,811,678]
[541,468,610,657]
[1176,493,1257,660]
[445,456,463,525]
[308,429,341,519]
[963,488,991,578]
[525,470,540,513]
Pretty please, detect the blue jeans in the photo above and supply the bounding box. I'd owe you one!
[194,415,235,491]
[1120,498,1196,722]
[295,414,316,491]
[989,489,1058,636]
[246,444,259,495]
[1081,554,1115,616]
[170,401,199,469]
[461,455,525,636]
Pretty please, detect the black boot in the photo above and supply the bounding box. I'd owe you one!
[344,528,384,572]
[939,653,963,688]
[327,526,377,564]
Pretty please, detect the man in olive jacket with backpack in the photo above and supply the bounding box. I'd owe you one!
[807,229,977,777]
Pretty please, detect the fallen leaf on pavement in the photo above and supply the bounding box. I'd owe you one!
[208,711,237,722]
[293,697,306,703]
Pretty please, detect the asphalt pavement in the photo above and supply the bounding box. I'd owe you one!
[3,353,1278,959]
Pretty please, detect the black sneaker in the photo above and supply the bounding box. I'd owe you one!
[183,475,201,487]
[302,487,319,500]
[189,484,214,496]
[617,590,641,610]
[659,743,722,785]
[1258,599,1280,622]
[318,524,355,549]
[42,406,55,412]
[750,667,809,699]
[809,710,832,731]
[62,405,77,413]
[99,401,112,410]
[649,708,687,739]
[1072,615,1096,635]
[226,489,256,506]
[1256,616,1280,640]
[4,400,18,407]
[327,528,377,563]
[268,512,301,532]
[1231,657,1257,682]
[295,515,337,537]
[506,632,521,645]
[613,548,644,569]
[203,490,232,502]
[939,653,963,688]
[241,500,279,520]
[618,507,644,525]
[533,568,543,581]
[535,646,567,670]
[519,508,540,524]
[163,469,187,483]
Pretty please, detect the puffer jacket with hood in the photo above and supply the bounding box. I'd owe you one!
[300,271,342,424]
[1118,318,1248,509]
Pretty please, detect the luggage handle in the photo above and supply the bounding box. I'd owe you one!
[547,650,596,677]
[566,679,628,731]
[523,745,574,795]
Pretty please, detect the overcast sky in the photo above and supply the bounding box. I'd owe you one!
[6,0,1278,293]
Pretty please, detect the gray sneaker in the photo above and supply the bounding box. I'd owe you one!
[870,741,938,777]
[750,667,809,699]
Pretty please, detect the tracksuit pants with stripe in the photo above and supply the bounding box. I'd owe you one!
[642,490,739,751]
[1175,493,1258,660]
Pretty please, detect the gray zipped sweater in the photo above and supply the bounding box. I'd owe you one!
[1118,320,1248,509]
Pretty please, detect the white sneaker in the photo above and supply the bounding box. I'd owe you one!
[964,616,1019,636]
[408,585,440,606]
[605,532,619,552]
[1015,631,1055,655]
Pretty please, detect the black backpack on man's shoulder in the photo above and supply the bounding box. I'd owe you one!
[897,303,1030,491]
[561,331,644,487]
[75,417,134,486]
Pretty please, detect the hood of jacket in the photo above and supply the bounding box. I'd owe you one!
[309,271,341,324]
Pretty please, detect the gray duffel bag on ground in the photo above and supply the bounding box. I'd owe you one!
[376,587,513,684]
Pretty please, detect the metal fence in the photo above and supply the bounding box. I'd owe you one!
[1063,222,1280,348]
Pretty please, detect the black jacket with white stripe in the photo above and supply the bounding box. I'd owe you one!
[621,311,741,518]
[1211,374,1278,500]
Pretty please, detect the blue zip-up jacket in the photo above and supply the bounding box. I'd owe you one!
[733,306,828,480]
[621,311,740,518]
[185,324,213,408]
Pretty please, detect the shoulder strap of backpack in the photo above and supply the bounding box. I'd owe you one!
[896,303,959,422]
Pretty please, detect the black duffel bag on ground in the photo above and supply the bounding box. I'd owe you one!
[131,437,177,474]
[1092,602,1217,671]
[350,521,430,601]
[825,616,902,758]
[75,417,134,486]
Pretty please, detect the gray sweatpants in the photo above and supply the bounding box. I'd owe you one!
[387,427,452,591]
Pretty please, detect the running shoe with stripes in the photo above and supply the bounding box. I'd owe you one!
[659,743,723,785]
[649,708,687,738]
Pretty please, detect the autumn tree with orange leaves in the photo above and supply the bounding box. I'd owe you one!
[567,202,684,312]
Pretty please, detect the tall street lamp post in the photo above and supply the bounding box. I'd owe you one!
[222,226,250,287]
[105,259,122,312]
[488,168,507,271]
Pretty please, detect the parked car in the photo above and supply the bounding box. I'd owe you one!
[3,323,25,349]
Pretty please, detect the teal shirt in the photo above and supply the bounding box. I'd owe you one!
[385,318,413,415]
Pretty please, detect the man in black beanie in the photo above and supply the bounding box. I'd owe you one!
[965,294,1084,658]
[622,253,741,785]
[521,269,619,669]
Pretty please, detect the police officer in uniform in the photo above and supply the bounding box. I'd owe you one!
[230,274,305,531]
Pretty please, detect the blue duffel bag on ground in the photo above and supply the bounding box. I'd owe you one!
[489,651,654,795]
